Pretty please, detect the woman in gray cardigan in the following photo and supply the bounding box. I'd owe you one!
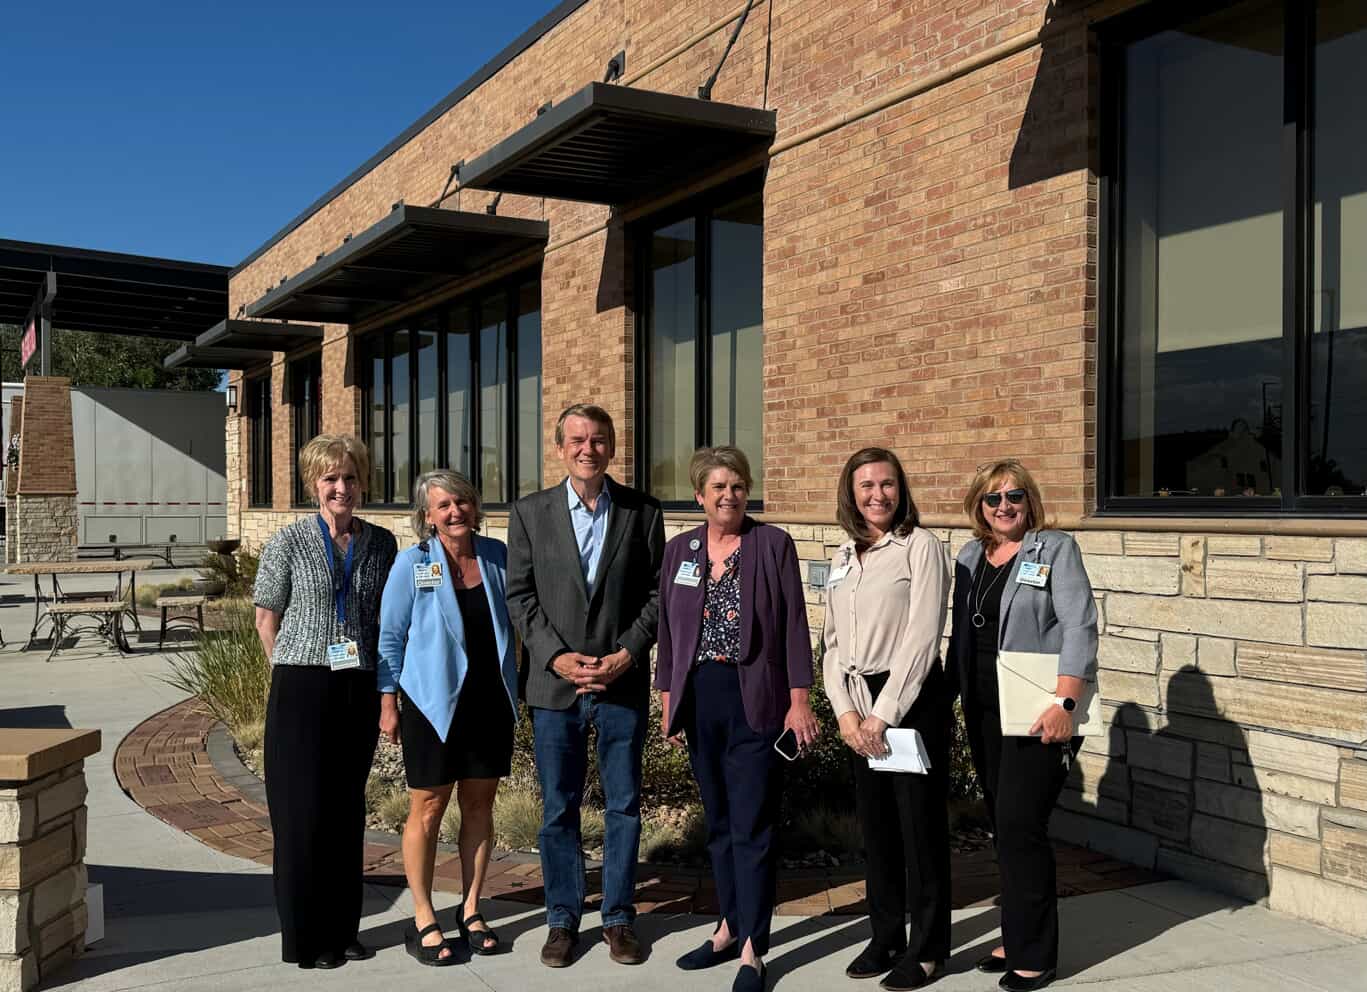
[945,459,1097,992]
[253,434,397,970]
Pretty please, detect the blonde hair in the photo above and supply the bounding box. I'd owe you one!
[298,434,370,503]
[689,446,754,495]
[411,470,482,539]
[962,458,1049,546]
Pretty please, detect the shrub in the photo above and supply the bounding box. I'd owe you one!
[198,548,260,599]
[163,601,269,736]
[492,787,544,851]
[136,578,199,608]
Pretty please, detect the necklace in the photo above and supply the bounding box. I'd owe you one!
[970,552,1015,629]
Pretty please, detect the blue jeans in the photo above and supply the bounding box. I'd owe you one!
[531,695,645,932]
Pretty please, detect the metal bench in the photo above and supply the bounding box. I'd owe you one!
[156,594,208,649]
[45,588,133,661]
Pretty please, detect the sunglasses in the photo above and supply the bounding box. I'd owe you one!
[983,489,1027,508]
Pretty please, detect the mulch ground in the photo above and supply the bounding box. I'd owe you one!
[114,698,1162,916]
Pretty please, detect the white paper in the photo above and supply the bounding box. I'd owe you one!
[867,728,931,774]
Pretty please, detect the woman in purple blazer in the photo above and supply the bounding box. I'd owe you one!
[656,446,819,992]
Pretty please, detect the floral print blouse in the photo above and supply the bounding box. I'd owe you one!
[695,546,743,664]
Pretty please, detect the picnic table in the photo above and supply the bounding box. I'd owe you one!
[4,559,157,660]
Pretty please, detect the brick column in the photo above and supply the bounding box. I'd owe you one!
[13,378,78,563]
[224,374,242,540]
[0,728,101,992]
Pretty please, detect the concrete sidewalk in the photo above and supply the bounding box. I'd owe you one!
[2,568,1365,991]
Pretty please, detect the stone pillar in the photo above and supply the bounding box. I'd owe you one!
[0,728,101,992]
[3,398,20,567]
[224,376,242,540]
[13,378,78,563]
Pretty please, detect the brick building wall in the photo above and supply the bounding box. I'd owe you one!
[222,0,1367,934]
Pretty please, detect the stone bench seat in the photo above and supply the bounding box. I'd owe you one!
[155,595,207,649]
[43,599,132,661]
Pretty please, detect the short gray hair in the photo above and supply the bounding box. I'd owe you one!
[410,470,482,539]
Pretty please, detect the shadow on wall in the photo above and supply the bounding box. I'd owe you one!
[1072,666,1269,903]
[1008,1,1093,191]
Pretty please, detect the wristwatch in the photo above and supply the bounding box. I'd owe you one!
[1054,696,1077,712]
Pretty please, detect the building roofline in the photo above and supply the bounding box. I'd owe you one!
[230,0,591,278]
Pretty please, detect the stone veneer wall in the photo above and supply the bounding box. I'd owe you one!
[237,509,1367,935]
[0,761,91,992]
[10,497,78,565]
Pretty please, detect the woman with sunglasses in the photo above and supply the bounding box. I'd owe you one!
[822,448,950,991]
[946,460,1097,992]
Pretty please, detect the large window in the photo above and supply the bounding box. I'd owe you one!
[363,275,542,505]
[638,184,764,504]
[290,353,322,506]
[1102,1,1367,510]
[247,374,272,508]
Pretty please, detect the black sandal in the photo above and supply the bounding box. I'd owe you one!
[405,922,457,967]
[458,913,500,955]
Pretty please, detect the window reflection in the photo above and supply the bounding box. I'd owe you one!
[516,280,543,498]
[1308,1,1367,496]
[648,218,697,501]
[711,194,764,501]
[447,306,473,479]
[415,317,439,478]
[391,330,411,504]
[1117,1,1283,498]
[479,294,508,504]
[368,348,386,501]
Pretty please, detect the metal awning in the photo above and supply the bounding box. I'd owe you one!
[163,343,275,371]
[0,239,227,340]
[244,205,548,323]
[196,318,323,353]
[457,82,776,204]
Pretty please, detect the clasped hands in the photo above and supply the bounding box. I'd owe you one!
[837,710,890,759]
[552,649,632,695]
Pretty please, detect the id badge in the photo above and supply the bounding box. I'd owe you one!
[327,639,362,670]
[826,563,851,588]
[413,561,444,589]
[674,560,702,587]
[1016,561,1050,588]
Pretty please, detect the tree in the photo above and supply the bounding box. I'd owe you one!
[0,324,220,390]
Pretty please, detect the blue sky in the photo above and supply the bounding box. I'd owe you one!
[0,1,562,267]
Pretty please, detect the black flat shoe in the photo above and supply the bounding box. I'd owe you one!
[343,941,372,961]
[458,913,500,955]
[732,961,767,992]
[313,949,345,970]
[976,952,1009,974]
[880,958,943,991]
[676,938,740,970]
[999,968,1057,991]
[405,922,458,967]
[846,941,905,979]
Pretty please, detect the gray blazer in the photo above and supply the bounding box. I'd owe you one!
[946,529,1098,700]
[506,476,665,711]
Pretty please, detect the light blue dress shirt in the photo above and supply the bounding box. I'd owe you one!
[567,477,612,598]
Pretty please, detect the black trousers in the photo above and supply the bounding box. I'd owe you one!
[686,661,783,956]
[962,687,1080,972]
[852,667,952,961]
[264,665,379,964]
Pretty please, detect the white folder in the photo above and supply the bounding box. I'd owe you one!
[867,728,931,774]
[996,651,1102,737]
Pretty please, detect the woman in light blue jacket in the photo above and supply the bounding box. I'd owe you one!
[378,470,518,966]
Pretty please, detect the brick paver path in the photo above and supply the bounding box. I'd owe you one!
[115,698,1161,915]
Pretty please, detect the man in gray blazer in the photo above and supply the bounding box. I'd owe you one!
[506,403,665,969]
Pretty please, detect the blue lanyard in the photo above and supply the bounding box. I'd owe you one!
[317,516,357,626]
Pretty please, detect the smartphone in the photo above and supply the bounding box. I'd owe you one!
[773,727,800,761]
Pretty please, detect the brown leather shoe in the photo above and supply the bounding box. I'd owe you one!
[540,927,577,968]
[603,924,644,965]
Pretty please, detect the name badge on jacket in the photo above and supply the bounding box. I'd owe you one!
[327,639,361,670]
[674,560,702,587]
[413,561,444,589]
[1016,561,1050,588]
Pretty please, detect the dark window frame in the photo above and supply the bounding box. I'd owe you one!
[247,373,272,509]
[633,174,766,511]
[1098,0,1367,515]
[290,351,323,507]
[360,271,541,508]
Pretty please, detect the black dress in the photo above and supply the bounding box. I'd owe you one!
[399,582,515,787]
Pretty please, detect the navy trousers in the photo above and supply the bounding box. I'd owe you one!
[686,661,783,956]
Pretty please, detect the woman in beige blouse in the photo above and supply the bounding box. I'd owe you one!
[822,447,951,992]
